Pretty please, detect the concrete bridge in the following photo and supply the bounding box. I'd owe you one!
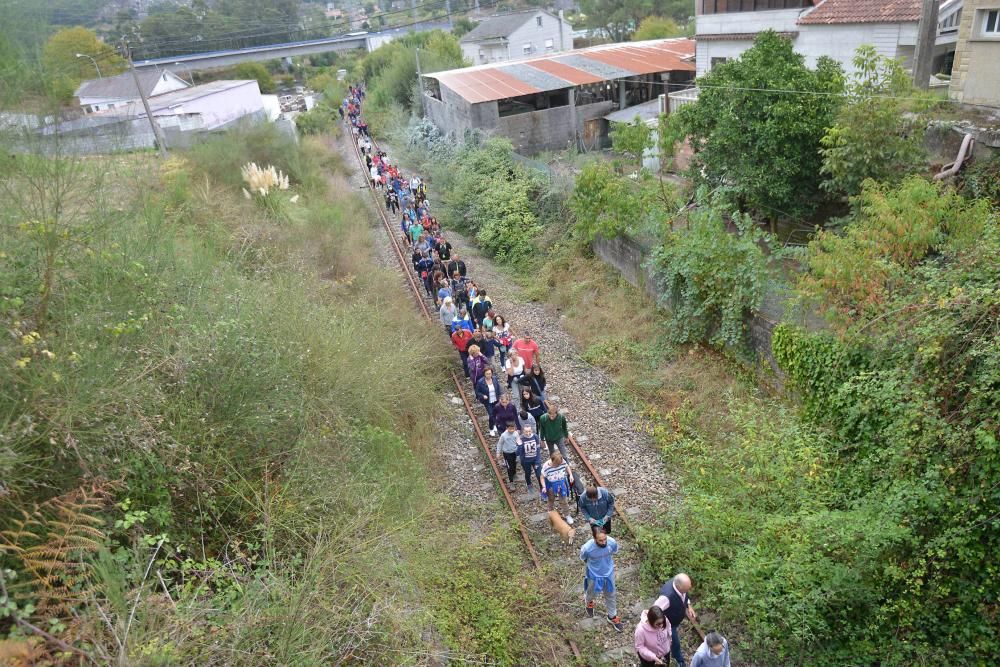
[134,22,451,72]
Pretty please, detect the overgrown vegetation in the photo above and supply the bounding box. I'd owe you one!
[663,31,844,220]
[0,118,562,664]
[819,46,928,198]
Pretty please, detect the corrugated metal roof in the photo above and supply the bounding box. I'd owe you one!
[75,69,177,100]
[427,38,695,104]
[798,0,924,25]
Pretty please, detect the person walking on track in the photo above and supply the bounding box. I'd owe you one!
[505,347,526,389]
[520,386,546,423]
[635,605,672,666]
[689,632,731,667]
[476,367,503,435]
[512,331,540,368]
[580,528,623,632]
[467,344,489,388]
[538,402,570,461]
[451,326,474,378]
[439,297,457,336]
[525,363,547,401]
[495,420,520,486]
[493,315,512,368]
[541,451,575,524]
[578,480,616,537]
[517,424,543,493]
[655,573,698,667]
[493,393,520,435]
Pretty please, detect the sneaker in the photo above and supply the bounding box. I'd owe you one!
[607,615,623,632]
[586,601,595,618]
[489,427,498,437]
[565,515,574,525]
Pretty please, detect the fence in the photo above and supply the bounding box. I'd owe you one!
[668,87,699,114]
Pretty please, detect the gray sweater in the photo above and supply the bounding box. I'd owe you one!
[496,430,520,457]
[689,640,730,667]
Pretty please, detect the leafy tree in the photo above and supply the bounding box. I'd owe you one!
[234,61,276,93]
[41,27,126,103]
[610,117,654,169]
[820,46,927,198]
[579,0,692,41]
[664,31,843,220]
[452,17,477,38]
[631,15,682,41]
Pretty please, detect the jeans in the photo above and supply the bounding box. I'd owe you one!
[521,457,541,488]
[501,451,518,483]
[669,622,685,667]
[484,401,498,429]
[545,437,570,461]
[584,576,617,619]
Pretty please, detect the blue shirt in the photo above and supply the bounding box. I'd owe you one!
[579,537,618,579]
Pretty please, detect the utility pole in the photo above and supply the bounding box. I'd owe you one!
[120,37,168,159]
[912,0,940,89]
[415,47,425,117]
[445,0,452,28]
[411,0,418,31]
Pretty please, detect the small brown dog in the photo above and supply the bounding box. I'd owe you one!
[547,510,576,546]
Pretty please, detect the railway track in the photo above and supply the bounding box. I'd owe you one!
[344,120,701,664]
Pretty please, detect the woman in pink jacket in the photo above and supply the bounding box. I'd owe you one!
[635,605,672,666]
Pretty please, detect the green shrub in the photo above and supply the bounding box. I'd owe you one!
[233,61,276,93]
[649,206,773,347]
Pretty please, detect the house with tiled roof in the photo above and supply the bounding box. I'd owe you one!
[695,0,959,78]
[459,9,572,65]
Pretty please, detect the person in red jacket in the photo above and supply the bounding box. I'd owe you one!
[451,327,474,378]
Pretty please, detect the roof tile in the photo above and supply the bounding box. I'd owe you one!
[798,0,925,25]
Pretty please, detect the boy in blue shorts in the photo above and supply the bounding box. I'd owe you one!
[541,451,575,524]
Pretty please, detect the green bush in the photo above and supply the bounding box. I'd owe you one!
[233,61,276,93]
[649,206,773,347]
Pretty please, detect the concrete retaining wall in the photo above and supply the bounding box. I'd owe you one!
[592,233,790,369]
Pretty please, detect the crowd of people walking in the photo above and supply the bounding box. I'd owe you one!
[343,84,730,665]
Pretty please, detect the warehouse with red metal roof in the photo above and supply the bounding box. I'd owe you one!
[421,38,696,154]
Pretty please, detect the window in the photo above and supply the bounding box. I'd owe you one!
[536,15,542,27]
[545,38,554,51]
[983,9,1000,35]
[522,43,533,55]
[711,57,728,69]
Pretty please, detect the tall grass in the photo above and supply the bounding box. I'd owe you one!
[1,124,566,664]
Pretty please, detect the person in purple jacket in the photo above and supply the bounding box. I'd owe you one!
[492,393,520,436]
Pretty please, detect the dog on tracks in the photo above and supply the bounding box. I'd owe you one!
[547,510,576,545]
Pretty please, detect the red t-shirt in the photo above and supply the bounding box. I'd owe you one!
[512,338,539,367]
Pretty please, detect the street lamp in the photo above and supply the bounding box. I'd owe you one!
[75,53,102,78]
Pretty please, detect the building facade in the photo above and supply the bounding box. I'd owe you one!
[460,10,573,65]
[695,0,956,77]
[949,0,1000,106]
[75,70,189,114]
[423,39,695,154]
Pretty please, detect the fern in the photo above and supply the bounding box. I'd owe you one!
[0,482,111,617]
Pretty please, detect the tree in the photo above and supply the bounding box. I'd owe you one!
[234,62,275,93]
[820,46,927,198]
[632,16,681,41]
[452,17,477,38]
[42,27,126,103]
[610,117,654,169]
[579,0,692,41]
[664,31,844,220]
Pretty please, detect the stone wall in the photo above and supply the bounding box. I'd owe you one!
[498,100,614,155]
[592,233,793,371]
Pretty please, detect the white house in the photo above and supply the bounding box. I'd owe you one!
[460,9,573,64]
[75,70,189,114]
[695,0,958,77]
[99,80,266,132]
